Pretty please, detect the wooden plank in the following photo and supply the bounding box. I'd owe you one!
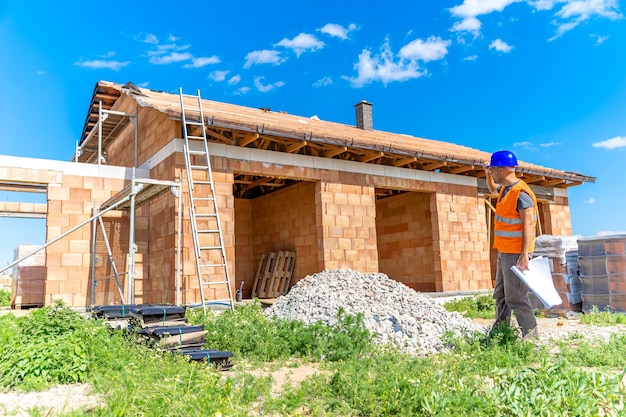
[278,251,296,295]
[251,253,269,298]
[258,252,277,298]
[268,251,288,298]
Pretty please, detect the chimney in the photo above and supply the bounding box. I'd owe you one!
[355,100,373,131]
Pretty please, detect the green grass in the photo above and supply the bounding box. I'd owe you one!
[580,307,626,326]
[1,300,625,416]
[443,294,496,319]
[0,288,11,307]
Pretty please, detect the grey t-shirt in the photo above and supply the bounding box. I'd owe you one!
[497,181,533,212]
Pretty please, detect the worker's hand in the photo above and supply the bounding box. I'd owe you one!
[517,253,530,271]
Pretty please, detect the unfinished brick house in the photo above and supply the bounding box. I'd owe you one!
[0,80,595,308]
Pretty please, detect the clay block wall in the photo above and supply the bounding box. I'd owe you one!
[431,185,492,292]
[315,182,378,272]
[376,192,436,291]
[538,197,573,236]
[106,96,178,168]
[92,212,130,305]
[234,199,255,297]
[46,174,128,307]
[249,181,319,287]
[173,162,236,305]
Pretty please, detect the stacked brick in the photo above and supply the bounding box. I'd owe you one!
[11,244,46,308]
[577,234,626,313]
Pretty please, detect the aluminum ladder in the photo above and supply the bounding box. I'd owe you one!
[179,88,234,313]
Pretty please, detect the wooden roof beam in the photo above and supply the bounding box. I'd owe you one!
[322,146,348,158]
[357,151,384,163]
[285,140,307,153]
[240,177,272,194]
[521,175,543,184]
[205,129,230,143]
[449,164,477,174]
[392,156,417,167]
[421,161,447,171]
[238,133,259,147]
[541,178,566,187]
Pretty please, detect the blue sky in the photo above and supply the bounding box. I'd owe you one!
[1,0,625,267]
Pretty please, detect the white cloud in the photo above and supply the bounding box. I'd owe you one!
[318,23,357,40]
[489,39,514,52]
[36,70,47,75]
[463,54,479,61]
[244,50,284,68]
[557,0,621,20]
[149,51,193,65]
[342,40,426,87]
[137,82,149,88]
[450,0,522,18]
[592,136,626,149]
[528,0,558,10]
[209,70,230,82]
[546,0,622,40]
[74,59,130,71]
[450,16,482,37]
[586,197,596,204]
[183,56,220,68]
[235,86,250,95]
[145,42,193,65]
[513,141,537,150]
[539,141,562,147]
[254,76,285,92]
[313,76,333,87]
[228,74,241,85]
[275,33,324,57]
[591,34,609,45]
[140,33,159,44]
[449,0,521,35]
[399,36,451,62]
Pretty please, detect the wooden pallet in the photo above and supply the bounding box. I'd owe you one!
[251,251,296,298]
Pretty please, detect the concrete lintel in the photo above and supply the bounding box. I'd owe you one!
[0,154,146,182]
[143,139,482,188]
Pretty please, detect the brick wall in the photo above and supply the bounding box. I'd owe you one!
[538,196,573,236]
[248,181,319,288]
[234,198,255,297]
[431,186,492,292]
[315,182,378,272]
[46,174,128,307]
[376,192,436,291]
[106,96,178,168]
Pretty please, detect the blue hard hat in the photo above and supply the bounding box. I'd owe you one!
[489,150,518,167]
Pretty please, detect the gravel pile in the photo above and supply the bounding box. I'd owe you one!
[264,269,486,356]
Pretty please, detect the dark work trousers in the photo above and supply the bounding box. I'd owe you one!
[493,252,538,339]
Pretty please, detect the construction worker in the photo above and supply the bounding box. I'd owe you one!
[485,150,538,340]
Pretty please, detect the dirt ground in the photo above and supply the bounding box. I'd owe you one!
[2,316,626,416]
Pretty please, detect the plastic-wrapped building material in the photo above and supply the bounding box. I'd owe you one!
[577,234,626,313]
[11,244,45,308]
[531,236,582,313]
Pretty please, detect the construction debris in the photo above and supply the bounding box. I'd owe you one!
[264,269,485,356]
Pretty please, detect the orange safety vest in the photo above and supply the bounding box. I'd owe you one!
[493,180,537,254]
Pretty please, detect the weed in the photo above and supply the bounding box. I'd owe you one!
[444,294,495,319]
[580,307,626,326]
[0,288,10,307]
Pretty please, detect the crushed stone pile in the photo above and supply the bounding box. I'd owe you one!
[264,269,487,356]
